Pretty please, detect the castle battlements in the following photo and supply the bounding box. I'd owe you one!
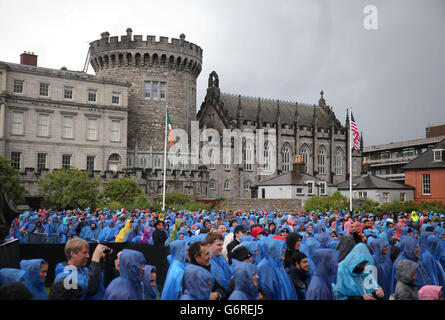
[89,28,202,76]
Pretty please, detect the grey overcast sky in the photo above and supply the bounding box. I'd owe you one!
[1,0,444,147]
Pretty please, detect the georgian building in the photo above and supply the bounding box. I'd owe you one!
[0,53,130,174]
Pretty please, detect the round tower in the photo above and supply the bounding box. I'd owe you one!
[89,28,203,153]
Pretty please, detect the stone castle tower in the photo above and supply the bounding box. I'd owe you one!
[89,28,203,154]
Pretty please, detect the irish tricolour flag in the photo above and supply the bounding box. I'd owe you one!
[167,108,174,147]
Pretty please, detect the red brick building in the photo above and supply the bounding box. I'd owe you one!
[403,138,445,204]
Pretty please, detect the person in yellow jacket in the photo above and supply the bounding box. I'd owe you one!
[115,219,133,243]
[411,211,419,223]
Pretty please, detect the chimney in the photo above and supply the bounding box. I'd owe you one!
[20,51,37,67]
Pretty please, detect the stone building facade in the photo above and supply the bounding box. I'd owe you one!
[0,58,130,173]
[196,71,363,199]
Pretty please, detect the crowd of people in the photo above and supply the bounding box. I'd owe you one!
[1,206,445,300]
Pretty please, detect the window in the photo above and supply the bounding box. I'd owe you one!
[154,156,161,168]
[39,83,49,96]
[38,114,49,137]
[243,142,253,171]
[264,142,273,173]
[422,174,431,195]
[160,82,166,100]
[433,150,443,162]
[88,89,97,102]
[13,80,23,93]
[87,156,95,171]
[400,193,407,202]
[224,180,230,191]
[307,181,314,195]
[37,153,47,170]
[224,151,231,171]
[244,180,252,191]
[64,86,73,99]
[359,191,368,199]
[296,187,304,195]
[144,82,151,98]
[382,192,389,203]
[62,154,71,169]
[11,152,21,170]
[152,81,159,99]
[209,149,215,170]
[282,144,291,173]
[317,147,326,174]
[112,92,120,104]
[63,116,73,138]
[335,149,342,175]
[11,111,24,135]
[210,179,216,190]
[300,145,309,173]
[320,182,327,195]
[111,120,120,142]
[87,118,97,140]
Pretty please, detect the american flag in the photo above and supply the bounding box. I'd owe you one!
[351,112,360,151]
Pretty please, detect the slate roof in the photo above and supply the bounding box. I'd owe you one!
[219,93,343,129]
[257,171,335,187]
[336,173,414,190]
[402,138,445,171]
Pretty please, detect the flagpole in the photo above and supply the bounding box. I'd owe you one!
[349,107,353,212]
[162,103,168,211]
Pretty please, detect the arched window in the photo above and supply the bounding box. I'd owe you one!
[282,144,292,173]
[209,179,216,190]
[317,146,326,174]
[353,159,360,177]
[335,148,343,175]
[264,142,273,173]
[244,180,252,191]
[243,141,253,171]
[224,180,230,191]
[299,144,309,173]
[209,149,215,170]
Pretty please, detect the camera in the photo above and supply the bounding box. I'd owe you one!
[103,247,111,255]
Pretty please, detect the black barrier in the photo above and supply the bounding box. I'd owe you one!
[18,242,171,292]
[0,239,20,269]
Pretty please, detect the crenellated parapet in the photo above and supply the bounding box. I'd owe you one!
[89,29,203,77]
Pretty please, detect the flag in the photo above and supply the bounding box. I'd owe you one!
[167,108,173,147]
[351,112,360,151]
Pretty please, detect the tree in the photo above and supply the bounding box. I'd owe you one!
[102,177,144,206]
[39,168,101,210]
[0,156,26,204]
[303,191,349,212]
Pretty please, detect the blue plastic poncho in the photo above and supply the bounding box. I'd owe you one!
[372,238,393,299]
[229,262,259,300]
[0,268,27,285]
[19,259,48,300]
[103,249,146,300]
[143,265,158,300]
[420,235,445,287]
[306,248,338,300]
[336,243,380,300]
[160,240,188,300]
[209,253,232,293]
[180,264,214,300]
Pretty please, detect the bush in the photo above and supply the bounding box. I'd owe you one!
[150,192,212,212]
[304,191,349,212]
[102,177,144,205]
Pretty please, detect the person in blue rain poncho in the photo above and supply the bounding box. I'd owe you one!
[420,235,445,287]
[180,263,214,300]
[336,243,384,300]
[19,259,48,300]
[371,238,393,300]
[306,248,338,300]
[228,261,259,300]
[98,220,115,242]
[0,268,27,286]
[300,237,321,277]
[84,222,101,242]
[142,265,158,300]
[123,221,141,242]
[103,249,146,300]
[257,238,297,300]
[160,239,188,300]
[206,232,232,294]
